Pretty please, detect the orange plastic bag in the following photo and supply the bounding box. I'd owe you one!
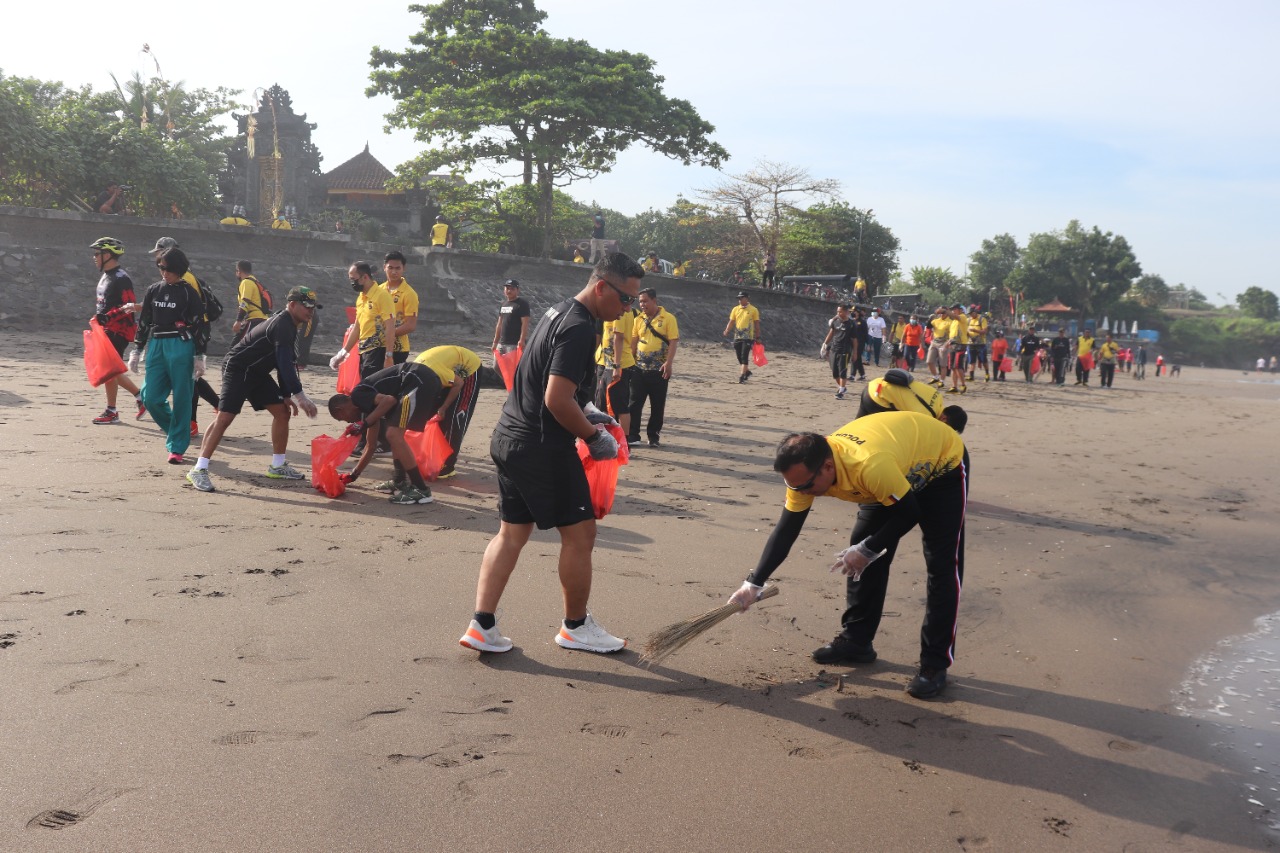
[311,432,361,497]
[575,424,630,519]
[751,340,768,367]
[917,345,926,359]
[1000,357,1014,373]
[493,347,522,391]
[83,318,128,388]
[404,417,451,480]
[336,327,360,394]
[1078,353,1094,371]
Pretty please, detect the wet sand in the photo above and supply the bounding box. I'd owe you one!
[2,336,1279,851]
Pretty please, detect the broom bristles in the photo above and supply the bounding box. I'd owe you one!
[639,585,779,667]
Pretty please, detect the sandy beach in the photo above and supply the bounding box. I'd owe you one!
[2,334,1278,852]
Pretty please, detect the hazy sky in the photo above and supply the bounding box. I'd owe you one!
[8,0,1277,304]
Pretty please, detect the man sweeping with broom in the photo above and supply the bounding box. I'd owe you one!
[727,411,969,699]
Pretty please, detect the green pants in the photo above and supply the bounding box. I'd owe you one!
[141,336,195,455]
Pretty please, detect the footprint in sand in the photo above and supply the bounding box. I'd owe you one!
[580,722,629,738]
[26,786,138,831]
[54,663,139,695]
[213,730,318,746]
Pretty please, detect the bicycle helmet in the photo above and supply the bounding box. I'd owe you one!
[89,237,125,256]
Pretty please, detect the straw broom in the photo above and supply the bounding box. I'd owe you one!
[639,585,779,667]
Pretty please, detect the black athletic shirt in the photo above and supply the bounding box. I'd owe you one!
[828,317,856,353]
[350,363,437,415]
[222,311,303,397]
[495,297,595,447]
[497,297,530,346]
[1050,336,1072,359]
[95,267,137,339]
[136,279,202,345]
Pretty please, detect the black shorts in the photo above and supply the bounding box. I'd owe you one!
[386,371,444,433]
[594,365,633,418]
[831,350,851,380]
[734,339,753,365]
[490,431,594,530]
[105,329,131,357]
[949,349,968,370]
[218,367,284,415]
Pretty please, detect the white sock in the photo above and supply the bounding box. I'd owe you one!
[272,454,286,468]
[196,457,210,470]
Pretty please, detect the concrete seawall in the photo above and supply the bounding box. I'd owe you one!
[2,206,853,361]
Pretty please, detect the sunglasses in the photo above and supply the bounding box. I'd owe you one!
[156,264,169,271]
[601,279,635,306]
[786,468,820,492]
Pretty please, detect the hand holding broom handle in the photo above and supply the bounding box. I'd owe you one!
[639,585,780,667]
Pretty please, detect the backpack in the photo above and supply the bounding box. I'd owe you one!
[245,276,273,313]
[194,276,224,323]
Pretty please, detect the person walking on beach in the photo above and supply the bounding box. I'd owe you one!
[132,247,202,464]
[1075,328,1096,386]
[149,236,220,438]
[1049,328,1072,386]
[1019,327,1042,383]
[1135,345,1147,380]
[185,287,321,493]
[820,303,857,399]
[946,304,970,394]
[1097,332,1120,388]
[966,306,990,383]
[457,252,641,656]
[628,287,679,447]
[925,307,951,386]
[728,412,969,700]
[89,237,145,425]
[901,314,923,371]
[723,291,761,384]
[865,308,886,366]
[492,279,530,355]
[593,302,637,441]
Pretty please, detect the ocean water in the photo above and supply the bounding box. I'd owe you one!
[1175,611,1280,839]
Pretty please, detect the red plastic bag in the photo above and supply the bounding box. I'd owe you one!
[336,327,360,394]
[311,432,361,497]
[493,347,522,391]
[751,340,768,367]
[404,418,451,481]
[575,424,630,519]
[1078,353,1094,371]
[1000,357,1014,373]
[1030,351,1044,376]
[83,318,128,388]
[917,346,926,359]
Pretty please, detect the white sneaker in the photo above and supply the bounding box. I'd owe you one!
[266,463,306,480]
[459,619,512,653]
[186,467,215,492]
[555,614,626,653]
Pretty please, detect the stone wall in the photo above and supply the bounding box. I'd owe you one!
[1,206,851,362]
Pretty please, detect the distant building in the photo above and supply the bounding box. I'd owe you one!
[221,85,324,225]
[323,145,461,239]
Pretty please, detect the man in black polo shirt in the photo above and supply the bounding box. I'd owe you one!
[185,287,321,493]
[327,362,445,505]
[491,279,530,354]
[1049,328,1072,386]
[459,252,642,656]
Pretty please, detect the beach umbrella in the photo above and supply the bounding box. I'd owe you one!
[1101,317,1109,332]
[1132,320,1139,335]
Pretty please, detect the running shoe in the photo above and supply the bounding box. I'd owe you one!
[186,467,215,492]
[459,619,513,653]
[955,386,967,395]
[373,479,401,493]
[190,421,199,437]
[835,387,846,399]
[266,463,305,480]
[745,369,752,379]
[390,486,433,505]
[167,453,184,465]
[436,469,457,480]
[92,409,120,425]
[135,397,147,420]
[555,614,626,653]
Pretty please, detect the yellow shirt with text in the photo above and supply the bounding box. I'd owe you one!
[784,412,965,512]
[380,280,419,353]
[355,286,395,354]
[415,345,481,386]
[728,304,760,340]
[632,307,679,371]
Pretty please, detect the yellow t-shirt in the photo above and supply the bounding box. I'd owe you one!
[1097,340,1120,363]
[890,320,907,343]
[1077,336,1096,357]
[929,316,952,342]
[237,276,269,322]
[728,304,760,341]
[673,262,690,277]
[641,257,658,272]
[633,307,679,371]
[967,315,988,344]
[381,281,419,353]
[355,286,395,354]
[414,345,481,386]
[431,222,449,246]
[863,378,944,418]
[271,219,292,230]
[948,317,971,346]
[784,412,965,512]
[596,309,637,369]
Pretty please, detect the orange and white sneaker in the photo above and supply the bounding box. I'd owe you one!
[555,614,626,653]
[190,421,199,437]
[459,619,512,653]
[92,408,120,425]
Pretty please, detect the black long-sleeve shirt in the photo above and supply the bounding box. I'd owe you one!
[222,311,304,397]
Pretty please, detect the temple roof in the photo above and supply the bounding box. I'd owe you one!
[325,144,395,191]
[1034,297,1074,313]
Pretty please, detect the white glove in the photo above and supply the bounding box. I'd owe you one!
[329,349,349,370]
[729,580,765,611]
[583,402,618,427]
[830,540,885,580]
[127,348,140,373]
[584,426,619,460]
[820,343,829,358]
[292,391,318,418]
[193,355,206,380]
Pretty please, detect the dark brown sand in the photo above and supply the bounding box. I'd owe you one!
[2,337,1278,851]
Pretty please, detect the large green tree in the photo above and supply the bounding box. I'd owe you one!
[1236,286,1279,321]
[968,233,1020,304]
[778,202,899,292]
[369,0,728,257]
[1128,273,1170,309]
[1006,220,1141,319]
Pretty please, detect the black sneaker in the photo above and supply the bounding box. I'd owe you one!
[647,436,661,447]
[906,666,948,699]
[811,636,877,665]
[626,435,641,447]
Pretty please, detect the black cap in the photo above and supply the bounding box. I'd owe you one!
[286,286,322,309]
[504,279,520,288]
[736,291,749,298]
